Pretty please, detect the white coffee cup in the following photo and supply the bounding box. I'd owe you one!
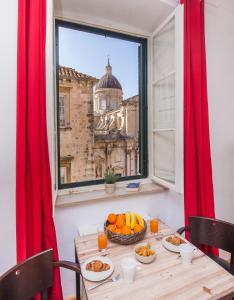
[120,257,140,283]
[179,244,195,266]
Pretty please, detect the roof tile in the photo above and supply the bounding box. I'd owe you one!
[59,65,97,81]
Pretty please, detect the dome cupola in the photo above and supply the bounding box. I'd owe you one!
[95,59,122,91]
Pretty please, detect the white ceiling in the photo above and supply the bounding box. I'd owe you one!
[54,0,177,36]
[206,0,234,10]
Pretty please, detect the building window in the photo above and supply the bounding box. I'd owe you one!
[100,99,106,110]
[60,157,73,184]
[56,20,147,189]
[60,166,67,184]
[59,95,66,127]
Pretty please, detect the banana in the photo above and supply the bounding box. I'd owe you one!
[126,212,131,227]
[135,213,145,227]
[130,212,136,229]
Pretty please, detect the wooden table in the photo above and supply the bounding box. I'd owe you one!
[75,220,234,300]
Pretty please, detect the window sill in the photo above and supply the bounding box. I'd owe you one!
[60,126,72,130]
[55,180,166,208]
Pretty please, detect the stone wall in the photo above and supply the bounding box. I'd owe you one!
[59,72,98,183]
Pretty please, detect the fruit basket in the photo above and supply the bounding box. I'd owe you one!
[104,212,147,245]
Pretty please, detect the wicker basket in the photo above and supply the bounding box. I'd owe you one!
[104,220,147,245]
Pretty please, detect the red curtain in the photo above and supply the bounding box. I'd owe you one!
[181,0,216,237]
[16,0,63,299]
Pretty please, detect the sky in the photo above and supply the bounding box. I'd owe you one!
[58,27,140,99]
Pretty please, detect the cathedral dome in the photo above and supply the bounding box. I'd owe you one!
[95,59,122,91]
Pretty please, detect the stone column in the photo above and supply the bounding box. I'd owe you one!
[126,148,132,176]
[106,143,112,169]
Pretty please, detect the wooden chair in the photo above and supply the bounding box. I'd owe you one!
[177,216,234,275]
[0,249,80,300]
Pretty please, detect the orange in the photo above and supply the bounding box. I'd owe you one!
[117,214,125,222]
[116,218,125,229]
[107,224,116,233]
[115,228,122,235]
[134,224,143,233]
[131,230,135,235]
[121,225,131,235]
[107,213,117,224]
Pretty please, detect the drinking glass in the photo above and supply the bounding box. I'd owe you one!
[180,244,195,266]
[120,257,141,283]
[97,226,107,252]
[150,217,159,234]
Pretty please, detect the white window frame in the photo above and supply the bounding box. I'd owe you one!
[46,4,184,201]
[148,5,184,194]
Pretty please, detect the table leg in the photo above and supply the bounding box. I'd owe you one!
[75,246,81,299]
[75,244,89,300]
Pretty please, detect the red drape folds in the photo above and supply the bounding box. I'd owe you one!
[181,0,216,241]
[16,0,63,299]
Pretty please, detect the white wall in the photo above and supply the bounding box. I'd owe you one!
[0,0,17,273]
[205,2,234,223]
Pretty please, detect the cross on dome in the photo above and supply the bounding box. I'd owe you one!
[105,57,112,74]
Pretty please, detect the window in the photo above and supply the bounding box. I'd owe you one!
[56,21,147,189]
[59,95,66,127]
[60,166,67,184]
[100,99,106,110]
[150,5,184,193]
[60,156,72,184]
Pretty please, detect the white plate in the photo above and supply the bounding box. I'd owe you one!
[81,256,114,282]
[161,235,187,253]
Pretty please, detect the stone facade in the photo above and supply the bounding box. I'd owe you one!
[58,63,139,184]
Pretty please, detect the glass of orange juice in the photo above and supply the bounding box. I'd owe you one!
[150,217,159,234]
[97,226,107,252]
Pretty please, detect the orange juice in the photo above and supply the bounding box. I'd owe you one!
[98,233,107,251]
[150,219,158,233]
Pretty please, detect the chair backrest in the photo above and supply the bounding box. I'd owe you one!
[189,216,234,255]
[0,249,54,300]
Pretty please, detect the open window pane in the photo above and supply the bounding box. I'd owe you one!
[153,18,175,81]
[153,74,175,130]
[153,131,175,183]
[151,5,184,193]
[152,15,176,186]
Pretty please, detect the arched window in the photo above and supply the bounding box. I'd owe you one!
[100,99,106,110]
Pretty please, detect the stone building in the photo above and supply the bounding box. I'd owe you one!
[59,61,139,184]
